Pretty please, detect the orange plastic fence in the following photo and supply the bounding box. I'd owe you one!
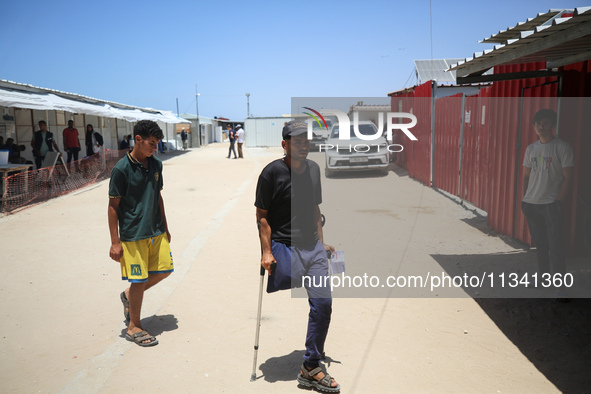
[1,149,127,213]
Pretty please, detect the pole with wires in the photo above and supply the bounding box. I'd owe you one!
[429,0,433,59]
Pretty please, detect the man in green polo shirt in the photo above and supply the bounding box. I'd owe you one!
[108,120,173,347]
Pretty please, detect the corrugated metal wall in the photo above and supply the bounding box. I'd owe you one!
[391,81,433,186]
[557,62,591,256]
[433,93,462,195]
[390,61,590,256]
[461,88,491,211]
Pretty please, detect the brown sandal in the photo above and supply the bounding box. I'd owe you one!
[297,364,340,393]
[125,330,158,347]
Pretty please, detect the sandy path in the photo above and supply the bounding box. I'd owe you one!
[1,144,588,393]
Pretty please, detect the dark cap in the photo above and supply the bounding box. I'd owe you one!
[282,120,308,140]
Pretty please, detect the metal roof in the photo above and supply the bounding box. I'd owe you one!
[479,9,564,44]
[179,113,216,124]
[449,6,591,78]
[414,59,465,83]
[348,104,391,111]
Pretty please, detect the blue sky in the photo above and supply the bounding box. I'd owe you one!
[1,0,584,120]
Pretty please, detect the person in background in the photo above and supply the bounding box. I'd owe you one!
[181,128,188,150]
[235,124,245,158]
[86,124,104,156]
[6,139,30,165]
[226,124,237,159]
[521,109,574,302]
[120,135,130,151]
[5,138,18,163]
[31,120,61,169]
[3,138,14,155]
[63,120,81,165]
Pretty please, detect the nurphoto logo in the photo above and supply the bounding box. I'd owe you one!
[303,108,418,153]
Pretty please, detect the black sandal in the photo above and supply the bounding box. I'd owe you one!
[120,291,130,324]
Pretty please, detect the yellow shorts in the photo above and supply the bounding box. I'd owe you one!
[120,233,174,283]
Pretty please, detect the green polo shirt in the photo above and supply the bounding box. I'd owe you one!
[109,153,165,242]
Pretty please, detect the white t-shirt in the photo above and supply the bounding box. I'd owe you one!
[236,129,244,143]
[522,137,574,204]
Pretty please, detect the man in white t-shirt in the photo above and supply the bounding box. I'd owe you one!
[521,109,574,298]
[235,124,245,158]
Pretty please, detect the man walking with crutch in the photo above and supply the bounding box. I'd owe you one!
[253,121,340,392]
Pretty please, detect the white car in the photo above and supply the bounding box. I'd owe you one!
[323,121,389,177]
[310,119,334,150]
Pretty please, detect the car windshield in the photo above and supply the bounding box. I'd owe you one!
[312,119,333,131]
[330,124,378,139]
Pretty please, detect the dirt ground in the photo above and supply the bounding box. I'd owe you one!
[0,144,589,393]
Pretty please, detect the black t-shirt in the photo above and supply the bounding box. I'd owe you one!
[255,158,322,247]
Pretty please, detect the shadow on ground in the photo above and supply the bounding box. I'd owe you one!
[388,162,409,178]
[257,350,342,383]
[258,350,306,382]
[156,149,192,162]
[431,252,591,392]
[476,297,591,393]
[429,186,534,251]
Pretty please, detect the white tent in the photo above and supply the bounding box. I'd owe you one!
[0,81,190,124]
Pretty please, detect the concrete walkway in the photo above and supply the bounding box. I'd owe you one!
[0,143,588,393]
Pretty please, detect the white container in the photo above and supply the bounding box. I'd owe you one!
[0,150,8,165]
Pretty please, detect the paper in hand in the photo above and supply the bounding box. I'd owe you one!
[330,251,345,275]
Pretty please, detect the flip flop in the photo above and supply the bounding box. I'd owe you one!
[120,291,130,323]
[125,330,158,347]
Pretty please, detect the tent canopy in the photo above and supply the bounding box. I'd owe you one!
[0,82,189,124]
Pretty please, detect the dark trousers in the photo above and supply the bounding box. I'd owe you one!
[269,240,332,368]
[521,201,566,276]
[237,142,244,158]
[66,148,79,163]
[228,140,237,158]
[34,156,45,169]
